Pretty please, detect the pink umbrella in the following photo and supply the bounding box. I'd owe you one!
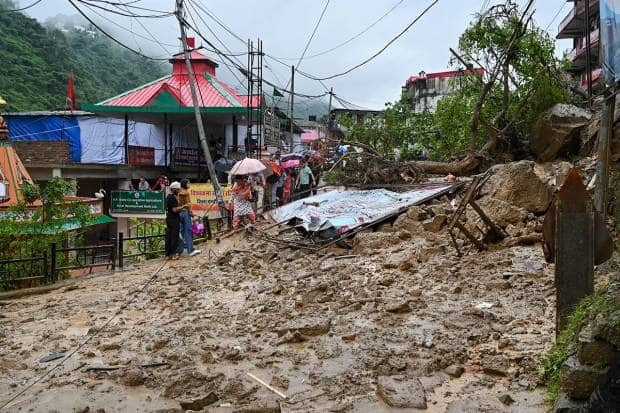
[230,157,267,175]
[281,159,300,168]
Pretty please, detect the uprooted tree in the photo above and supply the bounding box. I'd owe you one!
[333,0,574,182]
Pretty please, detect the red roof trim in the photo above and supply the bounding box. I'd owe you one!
[405,68,485,86]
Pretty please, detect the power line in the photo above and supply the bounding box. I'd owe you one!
[296,0,440,81]
[76,0,174,18]
[185,0,247,91]
[0,0,43,12]
[293,0,330,71]
[67,0,170,61]
[271,0,405,61]
[181,17,327,99]
[78,0,178,50]
[544,1,568,32]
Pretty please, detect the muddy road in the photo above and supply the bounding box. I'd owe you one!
[0,216,554,412]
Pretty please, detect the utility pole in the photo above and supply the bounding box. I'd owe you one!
[289,65,295,148]
[326,87,333,139]
[175,0,224,208]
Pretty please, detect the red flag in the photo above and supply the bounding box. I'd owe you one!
[186,37,195,49]
[66,72,77,111]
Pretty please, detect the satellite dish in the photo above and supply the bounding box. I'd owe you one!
[94,188,106,199]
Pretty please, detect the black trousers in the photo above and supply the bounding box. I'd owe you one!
[165,218,180,257]
[298,184,311,199]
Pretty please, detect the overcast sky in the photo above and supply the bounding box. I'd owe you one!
[24,0,572,110]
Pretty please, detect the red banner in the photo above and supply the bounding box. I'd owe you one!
[128,146,155,166]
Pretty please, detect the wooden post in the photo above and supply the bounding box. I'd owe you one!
[289,65,295,145]
[118,232,124,269]
[594,93,615,215]
[554,169,594,334]
[164,113,168,167]
[124,114,129,165]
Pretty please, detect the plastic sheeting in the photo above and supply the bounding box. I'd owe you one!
[601,0,620,82]
[269,186,453,234]
[6,116,81,162]
[79,116,167,165]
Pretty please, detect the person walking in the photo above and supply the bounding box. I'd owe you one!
[165,181,186,260]
[177,179,201,257]
[296,160,316,199]
[232,175,256,229]
[251,172,266,214]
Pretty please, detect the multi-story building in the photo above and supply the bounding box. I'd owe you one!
[557,0,601,92]
[401,69,484,113]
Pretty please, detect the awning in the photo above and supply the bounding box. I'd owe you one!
[18,214,116,235]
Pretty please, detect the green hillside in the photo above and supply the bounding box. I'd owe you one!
[0,0,166,112]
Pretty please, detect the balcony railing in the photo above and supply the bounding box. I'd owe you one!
[558,0,599,38]
[580,67,602,89]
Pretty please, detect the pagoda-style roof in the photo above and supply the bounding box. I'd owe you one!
[82,49,261,114]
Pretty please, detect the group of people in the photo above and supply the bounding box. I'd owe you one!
[228,152,319,230]
[165,179,201,260]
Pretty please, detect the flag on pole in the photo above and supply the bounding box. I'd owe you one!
[66,72,77,111]
[273,87,284,97]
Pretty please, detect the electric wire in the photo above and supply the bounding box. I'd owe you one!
[76,0,174,18]
[544,1,568,32]
[271,0,405,61]
[0,263,169,410]
[295,0,440,81]
[0,0,43,12]
[67,0,170,61]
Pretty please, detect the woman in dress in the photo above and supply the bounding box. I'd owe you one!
[232,175,256,229]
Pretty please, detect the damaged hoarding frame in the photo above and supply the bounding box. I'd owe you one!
[265,183,463,251]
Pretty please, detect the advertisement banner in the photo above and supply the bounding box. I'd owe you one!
[189,183,233,214]
[174,147,206,166]
[110,190,165,217]
[128,145,155,166]
[601,0,620,82]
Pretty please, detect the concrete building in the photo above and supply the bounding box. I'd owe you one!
[401,69,485,113]
[557,0,601,92]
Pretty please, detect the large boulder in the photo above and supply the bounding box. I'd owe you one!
[376,375,427,409]
[530,104,592,162]
[481,161,553,214]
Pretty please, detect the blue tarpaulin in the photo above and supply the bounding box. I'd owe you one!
[601,0,620,83]
[6,116,82,162]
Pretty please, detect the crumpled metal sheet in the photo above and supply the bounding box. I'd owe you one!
[269,185,453,234]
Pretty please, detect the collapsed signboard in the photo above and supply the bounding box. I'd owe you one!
[189,183,233,216]
[269,185,454,235]
[110,190,165,218]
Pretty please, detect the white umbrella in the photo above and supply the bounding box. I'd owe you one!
[230,157,267,175]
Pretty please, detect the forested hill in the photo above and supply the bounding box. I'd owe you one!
[0,0,166,112]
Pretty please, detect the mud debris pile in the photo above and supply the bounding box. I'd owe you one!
[0,162,579,412]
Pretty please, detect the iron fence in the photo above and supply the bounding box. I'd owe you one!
[0,215,231,291]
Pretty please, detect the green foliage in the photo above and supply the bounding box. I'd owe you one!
[0,178,95,289]
[341,2,572,162]
[126,218,166,261]
[0,1,166,111]
[540,285,620,404]
[339,99,435,161]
